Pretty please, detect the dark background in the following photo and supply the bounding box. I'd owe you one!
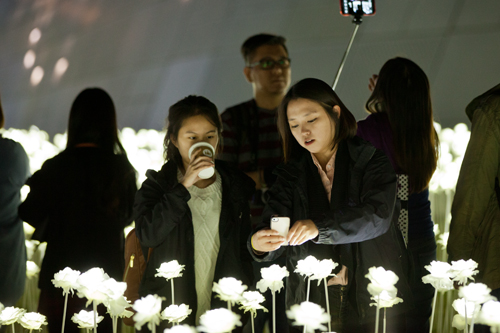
[1,0,499,136]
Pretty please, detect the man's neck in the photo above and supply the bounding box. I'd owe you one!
[254,91,285,110]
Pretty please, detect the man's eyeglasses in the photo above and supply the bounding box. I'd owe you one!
[247,57,291,70]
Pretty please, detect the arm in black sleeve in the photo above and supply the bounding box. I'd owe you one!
[133,170,191,248]
[314,150,397,245]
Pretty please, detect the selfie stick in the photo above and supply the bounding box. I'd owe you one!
[332,8,364,90]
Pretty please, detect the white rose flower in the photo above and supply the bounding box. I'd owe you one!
[478,300,500,331]
[71,310,104,329]
[239,291,268,317]
[25,239,40,260]
[365,266,398,297]
[104,295,133,318]
[77,267,111,306]
[421,261,454,291]
[197,308,242,333]
[459,283,497,304]
[450,259,479,286]
[163,324,198,333]
[370,290,403,308]
[26,260,40,279]
[161,304,192,324]
[155,260,185,280]
[286,301,330,333]
[18,312,48,330]
[212,277,247,305]
[295,256,320,277]
[132,294,163,331]
[0,306,26,325]
[436,232,449,251]
[256,265,289,293]
[310,259,339,286]
[452,314,467,331]
[452,297,478,320]
[52,267,81,295]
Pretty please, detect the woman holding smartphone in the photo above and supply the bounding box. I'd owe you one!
[250,78,411,332]
[133,95,254,330]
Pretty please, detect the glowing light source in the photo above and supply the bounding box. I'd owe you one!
[54,57,69,78]
[30,66,44,86]
[24,50,36,69]
[29,28,42,44]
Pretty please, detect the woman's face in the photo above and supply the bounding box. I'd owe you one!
[172,114,219,168]
[287,98,340,158]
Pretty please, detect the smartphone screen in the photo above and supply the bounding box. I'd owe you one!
[339,0,376,16]
[271,217,290,240]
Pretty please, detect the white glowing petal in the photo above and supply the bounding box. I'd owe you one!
[54,57,69,77]
[365,266,399,296]
[132,294,163,331]
[163,325,198,333]
[161,304,192,324]
[459,283,497,304]
[155,260,185,280]
[30,66,44,86]
[0,307,26,325]
[198,308,242,333]
[26,260,40,278]
[295,255,320,277]
[479,300,500,328]
[29,28,42,44]
[239,291,268,315]
[24,50,36,69]
[422,261,454,291]
[212,277,247,304]
[450,259,479,285]
[18,312,48,330]
[71,310,103,329]
[286,301,329,333]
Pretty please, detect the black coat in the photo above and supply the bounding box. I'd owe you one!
[18,147,137,289]
[250,137,412,323]
[134,160,255,327]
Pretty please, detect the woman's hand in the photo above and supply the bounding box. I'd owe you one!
[368,74,379,92]
[287,219,319,246]
[179,148,214,188]
[251,228,286,253]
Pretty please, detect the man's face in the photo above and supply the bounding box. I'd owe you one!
[244,44,291,97]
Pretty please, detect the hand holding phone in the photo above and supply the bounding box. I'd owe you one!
[271,217,290,241]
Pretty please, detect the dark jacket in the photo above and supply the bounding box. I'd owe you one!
[134,160,255,327]
[250,137,412,322]
[18,147,137,289]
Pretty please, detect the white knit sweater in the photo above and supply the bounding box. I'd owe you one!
[178,169,222,322]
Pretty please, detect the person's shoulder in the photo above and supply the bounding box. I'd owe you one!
[0,137,27,157]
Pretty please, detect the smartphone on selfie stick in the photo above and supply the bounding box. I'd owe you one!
[332,0,376,90]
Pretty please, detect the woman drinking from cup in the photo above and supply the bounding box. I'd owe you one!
[133,95,254,330]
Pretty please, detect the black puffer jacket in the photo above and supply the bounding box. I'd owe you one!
[134,160,255,327]
[250,137,412,323]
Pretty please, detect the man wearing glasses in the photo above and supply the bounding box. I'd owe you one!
[220,33,291,222]
[219,33,291,333]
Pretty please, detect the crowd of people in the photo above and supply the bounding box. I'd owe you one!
[0,33,498,333]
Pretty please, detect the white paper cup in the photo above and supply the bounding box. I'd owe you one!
[188,142,215,179]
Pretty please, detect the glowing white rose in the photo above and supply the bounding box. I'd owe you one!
[52,267,81,295]
[365,266,398,297]
[25,239,40,260]
[310,259,339,285]
[26,260,40,279]
[18,312,48,330]
[161,304,192,324]
[478,300,500,331]
[370,290,403,308]
[452,313,467,331]
[286,301,330,333]
[104,295,133,318]
[212,277,247,305]
[239,291,268,317]
[436,232,449,250]
[71,310,104,329]
[459,283,497,304]
[197,308,242,333]
[155,260,185,280]
[0,306,26,325]
[451,297,478,330]
[295,256,320,277]
[163,324,198,333]
[132,294,163,331]
[421,261,454,291]
[450,259,479,286]
[257,264,289,293]
[77,267,111,306]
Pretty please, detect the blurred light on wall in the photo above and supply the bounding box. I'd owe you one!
[29,28,42,44]
[30,66,44,86]
[24,50,36,69]
[53,57,69,78]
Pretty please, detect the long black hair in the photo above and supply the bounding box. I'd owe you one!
[66,88,126,154]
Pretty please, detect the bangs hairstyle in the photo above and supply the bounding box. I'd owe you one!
[66,88,126,154]
[365,57,439,193]
[241,33,288,65]
[277,78,357,162]
[164,95,222,165]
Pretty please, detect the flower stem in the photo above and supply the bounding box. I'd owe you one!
[272,291,276,333]
[306,277,311,302]
[469,303,476,333]
[464,301,468,332]
[429,289,437,333]
[251,312,255,333]
[323,278,331,332]
[383,308,386,333]
[112,316,117,333]
[62,292,68,333]
[375,296,380,333]
[93,301,98,333]
[12,324,15,333]
[171,279,175,305]
[228,301,231,311]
